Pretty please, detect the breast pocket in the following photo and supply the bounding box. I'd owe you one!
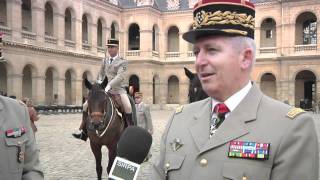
[5,135,27,173]
[164,153,186,176]
[222,162,271,180]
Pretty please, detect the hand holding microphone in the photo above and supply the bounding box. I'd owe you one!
[109,126,152,180]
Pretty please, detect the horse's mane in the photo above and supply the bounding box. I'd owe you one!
[89,84,105,100]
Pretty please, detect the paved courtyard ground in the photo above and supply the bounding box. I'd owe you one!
[36,110,320,180]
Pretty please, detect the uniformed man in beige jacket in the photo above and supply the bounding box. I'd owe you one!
[152,0,319,180]
[0,95,44,180]
[73,39,134,141]
[134,92,153,135]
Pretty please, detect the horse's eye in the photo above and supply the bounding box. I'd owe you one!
[194,87,198,92]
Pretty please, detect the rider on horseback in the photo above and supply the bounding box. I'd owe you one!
[72,39,134,141]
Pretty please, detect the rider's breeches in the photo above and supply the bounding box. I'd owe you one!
[120,93,132,114]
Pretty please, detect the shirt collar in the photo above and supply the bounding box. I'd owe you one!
[109,54,118,60]
[211,81,252,113]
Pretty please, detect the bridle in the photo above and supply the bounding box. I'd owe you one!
[87,92,121,137]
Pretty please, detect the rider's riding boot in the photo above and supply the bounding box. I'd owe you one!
[72,112,88,141]
[125,113,134,126]
[72,130,88,141]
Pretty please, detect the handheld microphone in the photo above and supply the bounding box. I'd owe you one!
[109,126,152,180]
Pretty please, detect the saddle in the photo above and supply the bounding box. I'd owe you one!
[110,94,124,114]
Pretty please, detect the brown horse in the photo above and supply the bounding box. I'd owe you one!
[84,77,135,180]
[184,67,208,103]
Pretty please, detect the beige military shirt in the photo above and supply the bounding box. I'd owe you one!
[152,85,319,180]
[97,55,127,94]
[0,95,44,180]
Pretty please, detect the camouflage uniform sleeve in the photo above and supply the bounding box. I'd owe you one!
[21,105,44,180]
[144,105,153,133]
[152,112,175,180]
[97,58,106,81]
[108,59,127,88]
[271,112,319,180]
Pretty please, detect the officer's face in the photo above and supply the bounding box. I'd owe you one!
[107,46,119,57]
[135,96,142,104]
[194,36,250,101]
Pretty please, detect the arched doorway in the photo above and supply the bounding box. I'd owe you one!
[129,75,140,94]
[260,73,277,99]
[22,65,33,99]
[167,75,179,104]
[0,62,7,95]
[295,70,316,109]
[45,68,54,104]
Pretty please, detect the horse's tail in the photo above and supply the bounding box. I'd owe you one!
[128,95,137,125]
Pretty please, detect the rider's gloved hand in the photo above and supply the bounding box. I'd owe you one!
[105,85,111,92]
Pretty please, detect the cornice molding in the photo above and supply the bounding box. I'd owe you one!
[3,40,101,61]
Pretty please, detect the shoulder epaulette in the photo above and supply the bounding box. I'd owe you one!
[286,108,305,119]
[18,100,26,107]
[175,105,184,114]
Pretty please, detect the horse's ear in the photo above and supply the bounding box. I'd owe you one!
[101,76,108,89]
[84,78,92,90]
[184,67,194,80]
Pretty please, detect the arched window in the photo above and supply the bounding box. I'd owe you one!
[128,23,140,50]
[22,0,32,31]
[45,2,54,36]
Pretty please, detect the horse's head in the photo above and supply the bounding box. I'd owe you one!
[84,77,111,130]
[184,67,209,103]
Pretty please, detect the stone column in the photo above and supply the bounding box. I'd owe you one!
[32,5,45,43]
[75,78,83,106]
[316,80,320,103]
[179,33,187,59]
[54,12,65,47]
[140,79,153,104]
[159,80,168,108]
[7,73,23,99]
[255,27,261,55]
[6,0,22,40]
[33,76,46,105]
[287,80,295,106]
[90,22,97,52]
[103,26,109,46]
[140,29,153,59]
[74,18,82,51]
[179,80,189,104]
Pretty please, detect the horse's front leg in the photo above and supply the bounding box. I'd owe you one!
[90,141,103,180]
[107,142,118,174]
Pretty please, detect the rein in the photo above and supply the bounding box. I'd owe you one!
[88,92,122,138]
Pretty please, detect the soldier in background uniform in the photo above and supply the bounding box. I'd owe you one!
[0,95,44,180]
[134,92,153,135]
[152,0,319,180]
[73,38,134,141]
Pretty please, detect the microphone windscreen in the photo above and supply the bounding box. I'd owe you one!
[117,126,152,164]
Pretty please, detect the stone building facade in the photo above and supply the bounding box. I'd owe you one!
[0,0,319,109]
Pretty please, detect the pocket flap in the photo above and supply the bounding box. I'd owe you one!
[223,162,271,180]
[164,153,186,171]
[5,135,27,146]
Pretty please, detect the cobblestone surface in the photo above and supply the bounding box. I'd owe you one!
[37,110,173,180]
[37,111,320,180]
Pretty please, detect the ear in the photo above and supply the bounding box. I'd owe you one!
[84,78,92,90]
[101,76,108,89]
[184,67,194,80]
[240,48,254,70]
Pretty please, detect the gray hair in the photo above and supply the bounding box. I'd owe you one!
[228,36,256,69]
